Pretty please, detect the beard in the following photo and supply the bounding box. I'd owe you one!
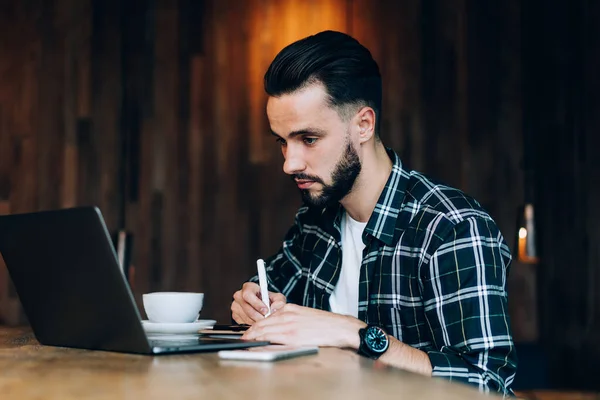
[293,140,362,209]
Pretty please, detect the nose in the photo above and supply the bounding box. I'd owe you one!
[282,144,306,175]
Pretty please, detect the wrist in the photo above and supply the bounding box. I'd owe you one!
[340,316,367,349]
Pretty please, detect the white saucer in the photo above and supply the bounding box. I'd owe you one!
[141,319,216,335]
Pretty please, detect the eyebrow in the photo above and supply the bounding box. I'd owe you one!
[269,128,327,140]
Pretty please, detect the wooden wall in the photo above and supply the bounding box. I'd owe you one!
[0,0,598,390]
[523,0,600,390]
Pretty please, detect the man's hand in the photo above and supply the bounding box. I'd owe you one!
[231,282,286,325]
[241,303,432,376]
[241,303,366,348]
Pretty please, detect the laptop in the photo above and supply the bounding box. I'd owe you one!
[0,206,269,355]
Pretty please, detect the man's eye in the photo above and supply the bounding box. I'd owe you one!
[275,138,287,146]
[303,137,318,145]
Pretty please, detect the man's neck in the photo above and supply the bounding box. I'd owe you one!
[340,143,393,223]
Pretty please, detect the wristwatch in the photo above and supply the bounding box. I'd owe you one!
[357,325,389,359]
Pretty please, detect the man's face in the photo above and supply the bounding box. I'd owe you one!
[267,83,361,208]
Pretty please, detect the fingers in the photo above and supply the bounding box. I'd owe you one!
[242,319,289,344]
[240,284,269,321]
[267,292,286,314]
[243,331,287,345]
[231,301,254,325]
[241,282,268,310]
[268,292,286,303]
[231,282,269,322]
[247,304,295,330]
[232,282,288,324]
[232,312,251,325]
[270,300,286,313]
[232,298,262,324]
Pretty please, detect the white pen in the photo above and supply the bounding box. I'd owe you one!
[256,258,271,317]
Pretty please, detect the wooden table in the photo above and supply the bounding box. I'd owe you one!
[0,326,498,399]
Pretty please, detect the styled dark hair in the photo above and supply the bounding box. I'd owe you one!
[264,30,382,137]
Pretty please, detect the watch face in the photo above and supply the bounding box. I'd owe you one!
[366,326,388,353]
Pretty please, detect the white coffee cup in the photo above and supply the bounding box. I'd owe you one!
[143,292,204,323]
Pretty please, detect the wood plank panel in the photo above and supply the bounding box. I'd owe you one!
[196,0,219,319]
[76,2,92,120]
[63,22,79,209]
[187,55,205,296]
[10,72,39,214]
[37,0,65,212]
[132,117,156,308]
[223,0,252,311]
[247,0,273,165]
[353,1,423,165]
[91,0,122,231]
[7,5,40,215]
[522,0,600,390]
[210,0,236,320]
[121,0,152,300]
[76,118,98,206]
[0,107,10,201]
[176,0,192,293]
[154,1,180,292]
[0,202,8,324]
[62,0,92,208]
[0,2,40,325]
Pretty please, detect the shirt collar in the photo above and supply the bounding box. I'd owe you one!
[362,148,410,246]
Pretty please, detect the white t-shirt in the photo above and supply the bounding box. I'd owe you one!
[329,211,367,318]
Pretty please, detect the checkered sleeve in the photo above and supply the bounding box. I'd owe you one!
[421,216,517,396]
[248,209,308,304]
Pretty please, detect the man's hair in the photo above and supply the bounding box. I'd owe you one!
[264,30,382,138]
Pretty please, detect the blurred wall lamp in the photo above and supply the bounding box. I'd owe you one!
[517,203,539,264]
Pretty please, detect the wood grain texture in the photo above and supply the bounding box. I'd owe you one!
[0,107,11,201]
[91,0,122,232]
[521,0,600,391]
[0,0,531,326]
[154,1,180,293]
[0,326,496,400]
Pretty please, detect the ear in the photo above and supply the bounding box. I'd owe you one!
[356,107,376,144]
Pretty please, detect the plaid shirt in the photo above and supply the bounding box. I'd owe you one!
[251,148,517,395]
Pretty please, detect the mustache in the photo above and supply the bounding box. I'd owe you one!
[291,173,324,185]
